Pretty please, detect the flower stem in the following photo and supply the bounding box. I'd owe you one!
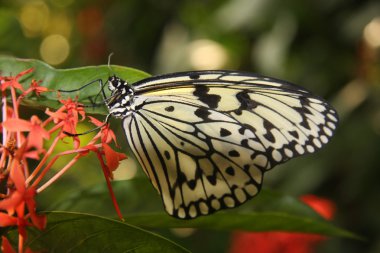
[10,86,21,147]
[36,153,80,193]
[1,88,7,147]
[95,151,124,221]
[26,135,60,185]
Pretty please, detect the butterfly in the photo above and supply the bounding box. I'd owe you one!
[103,70,338,219]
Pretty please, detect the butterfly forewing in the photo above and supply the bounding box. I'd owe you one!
[110,70,338,219]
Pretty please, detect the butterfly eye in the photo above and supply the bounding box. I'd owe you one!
[107,76,119,91]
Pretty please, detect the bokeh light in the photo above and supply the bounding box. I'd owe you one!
[19,0,50,37]
[188,39,229,70]
[113,158,138,181]
[363,17,380,48]
[333,79,368,119]
[171,228,196,238]
[40,34,70,65]
[45,13,72,38]
[49,0,75,8]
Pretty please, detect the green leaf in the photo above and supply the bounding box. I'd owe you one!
[124,201,358,240]
[9,212,189,253]
[126,212,357,239]
[0,56,150,113]
[44,179,360,239]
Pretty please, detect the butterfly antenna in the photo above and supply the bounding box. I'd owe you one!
[108,52,115,75]
[76,98,104,108]
[58,79,102,93]
[92,80,109,105]
[63,113,112,137]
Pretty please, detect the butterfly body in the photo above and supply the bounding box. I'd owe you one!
[105,70,338,219]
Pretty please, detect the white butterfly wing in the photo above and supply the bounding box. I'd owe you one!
[123,99,265,218]
[121,71,338,219]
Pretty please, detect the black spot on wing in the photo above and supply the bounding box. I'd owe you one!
[177,171,187,185]
[263,120,276,142]
[188,179,196,190]
[300,116,311,129]
[234,109,243,116]
[164,150,171,160]
[225,166,235,176]
[239,125,251,135]
[236,91,259,110]
[207,175,217,185]
[193,85,221,109]
[220,128,232,137]
[189,73,200,79]
[195,107,211,120]
[241,139,249,147]
[165,106,175,112]
[228,150,240,157]
[289,130,299,139]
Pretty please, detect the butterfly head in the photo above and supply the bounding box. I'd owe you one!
[106,75,135,118]
[108,75,126,92]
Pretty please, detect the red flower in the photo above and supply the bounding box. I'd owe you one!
[0,68,34,91]
[0,213,19,227]
[1,235,38,253]
[0,159,46,253]
[229,195,336,253]
[1,236,16,253]
[3,116,50,150]
[0,160,46,231]
[301,195,335,220]
[45,98,86,148]
[1,69,51,252]
[102,143,127,172]
[17,79,49,103]
[1,68,128,251]
[28,79,49,96]
[89,116,117,144]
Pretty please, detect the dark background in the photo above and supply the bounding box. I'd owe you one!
[1,0,380,252]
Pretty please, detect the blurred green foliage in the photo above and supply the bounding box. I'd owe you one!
[1,0,380,252]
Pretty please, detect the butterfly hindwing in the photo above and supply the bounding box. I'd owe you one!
[123,99,265,218]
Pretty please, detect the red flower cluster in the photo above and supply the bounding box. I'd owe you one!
[0,69,126,252]
[229,195,336,253]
